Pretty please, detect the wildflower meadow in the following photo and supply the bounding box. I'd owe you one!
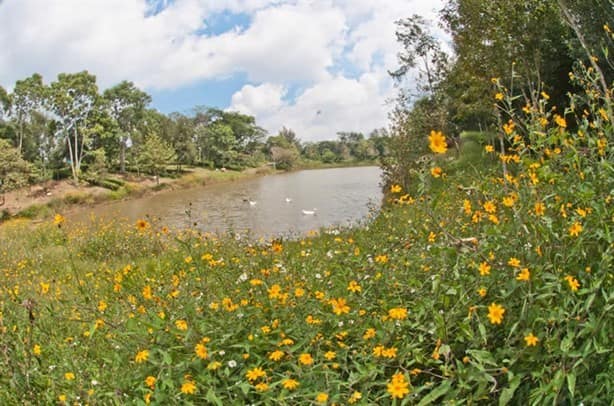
[1,64,613,404]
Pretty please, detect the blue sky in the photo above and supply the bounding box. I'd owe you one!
[0,0,445,141]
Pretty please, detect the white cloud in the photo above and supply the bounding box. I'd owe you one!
[0,0,447,141]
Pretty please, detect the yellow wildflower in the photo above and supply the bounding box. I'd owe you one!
[524,333,539,347]
[387,372,410,399]
[428,130,448,154]
[282,378,300,390]
[298,353,314,366]
[487,303,505,325]
[135,349,149,363]
[516,268,530,281]
[246,367,267,382]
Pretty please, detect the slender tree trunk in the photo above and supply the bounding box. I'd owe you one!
[120,136,126,173]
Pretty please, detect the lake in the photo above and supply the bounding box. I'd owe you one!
[73,166,383,238]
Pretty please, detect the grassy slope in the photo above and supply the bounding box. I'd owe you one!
[0,135,611,404]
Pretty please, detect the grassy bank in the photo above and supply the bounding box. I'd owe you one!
[1,80,612,403]
[4,165,276,223]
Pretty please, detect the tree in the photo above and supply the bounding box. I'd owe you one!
[9,73,45,154]
[390,15,449,95]
[137,133,176,184]
[103,81,151,173]
[0,139,32,202]
[48,71,100,182]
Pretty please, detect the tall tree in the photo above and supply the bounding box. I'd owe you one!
[48,71,99,182]
[103,81,151,173]
[9,73,45,154]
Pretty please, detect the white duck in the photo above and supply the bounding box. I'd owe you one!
[301,208,317,215]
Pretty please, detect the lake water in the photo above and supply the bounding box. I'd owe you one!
[73,166,383,238]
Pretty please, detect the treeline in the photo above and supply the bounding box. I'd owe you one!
[384,0,613,189]
[0,72,389,193]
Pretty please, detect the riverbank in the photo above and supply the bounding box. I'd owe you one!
[1,165,276,223]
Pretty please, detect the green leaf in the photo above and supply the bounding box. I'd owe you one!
[206,388,224,406]
[416,381,452,406]
[567,371,576,399]
[499,374,522,406]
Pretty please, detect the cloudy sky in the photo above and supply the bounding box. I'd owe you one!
[0,0,445,141]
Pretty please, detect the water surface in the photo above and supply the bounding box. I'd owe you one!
[74,166,383,238]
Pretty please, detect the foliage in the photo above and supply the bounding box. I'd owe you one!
[136,133,177,183]
[0,139,32,192]
[0,69,611,402]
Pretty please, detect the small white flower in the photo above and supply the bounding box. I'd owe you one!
[315,273,322,279]
[219,350,226,356]
[91,380,99,386]
[338,321,344,327]
[228,360,237,368]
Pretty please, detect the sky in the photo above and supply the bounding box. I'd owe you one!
[0,0,446,142]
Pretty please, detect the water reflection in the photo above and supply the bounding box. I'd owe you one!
[74,166,383,238]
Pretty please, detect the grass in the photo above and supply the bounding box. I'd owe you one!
[0,75,612,403]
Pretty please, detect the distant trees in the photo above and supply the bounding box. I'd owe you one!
[0,70,390,192]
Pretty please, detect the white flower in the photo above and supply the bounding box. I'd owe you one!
[219,350,226,356]
[228,360,237,368]
[315,273,322,279]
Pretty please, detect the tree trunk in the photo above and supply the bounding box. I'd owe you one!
[120,137,126,173]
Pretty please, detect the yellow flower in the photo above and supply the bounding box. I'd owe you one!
[136,219,150,231]
[329,298,350,315]
[246,367,267,382]
[540,91,550,100]
[477,288,487,297]
[507,257,521,267]
[282,378,300,390]
[483,200,497,214]
[33,344,42,356]
[39,282,50,295]
[269,350,284,361]
[484,145,494,153]
[503,120,515,135]
[487,303,505,325]
[324,351,336,361]
[534,202,545,216]
[387,373,410,399]
[428,130,448,154]
[495,92,504,101]
[175,319,188,331]
[142,285,153,300]
[195,343,208,359]
[516,268,530,281]
[554,114,567,128]
[568,222,582,237]
[207,361,222,370]
[180,380,197,394]
[135,349,149,364]
[97,300,107,312]
[524,332,539,347]
[254,382,269,391]
[53,213,65,227]
[478,262,491,276]
[347,280,361,293]
[348,391,362,404]
[388,307,408,320]
[463,199,472,215]
[564,275,580,292]
[316,393,329,404]
[430,166,443,178]
[298,353,314,366]
[145,376,156,389]
[64,372,75,381]
[363,328,376,340]
[390,184,402,193]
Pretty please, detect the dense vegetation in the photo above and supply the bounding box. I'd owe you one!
[0,77,389,198]
[0,0,612,404]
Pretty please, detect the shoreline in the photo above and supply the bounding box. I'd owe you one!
[1,161,380,225]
